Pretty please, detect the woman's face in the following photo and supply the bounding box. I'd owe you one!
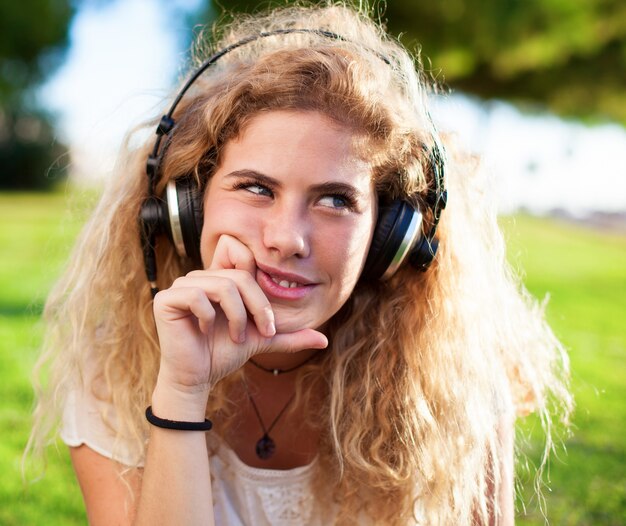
[200,110,377,332]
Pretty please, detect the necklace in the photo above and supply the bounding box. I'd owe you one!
[248,353,318,376]
[243,380,295,459]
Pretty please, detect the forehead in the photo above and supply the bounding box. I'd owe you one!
[216,110,373,188]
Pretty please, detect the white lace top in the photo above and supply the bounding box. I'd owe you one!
[60,359,509,525]
[61,386,339,525]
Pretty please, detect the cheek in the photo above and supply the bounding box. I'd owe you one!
[199,228,215,269]
[199,227,215,269]
[326,219,375,282]
[199,203,261,267]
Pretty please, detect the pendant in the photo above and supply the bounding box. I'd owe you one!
[255,433,276,459]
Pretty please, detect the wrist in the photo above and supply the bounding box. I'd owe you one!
[145,406,212,431]
[152,378,211,422]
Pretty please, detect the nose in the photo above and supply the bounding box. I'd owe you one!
[262,201,310,259]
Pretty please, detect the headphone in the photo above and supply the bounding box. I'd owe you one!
[140,29,447,297]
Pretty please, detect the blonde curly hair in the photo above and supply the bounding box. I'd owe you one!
[29,2,571,524]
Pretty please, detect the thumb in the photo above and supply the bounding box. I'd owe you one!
[262,329,329,355]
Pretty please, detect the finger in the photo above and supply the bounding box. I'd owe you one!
[260,329,329,355]
[208,234,256,275]
[204,277,250,343]
[154,287,216,333]
[173,272,275,338]
[170,275,264,342]
[172,277,249,343]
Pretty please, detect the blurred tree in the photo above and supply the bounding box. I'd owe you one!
[204,0,626,125]
[0,109,67,190]
[0,0,75,189]
[384,0,626,125]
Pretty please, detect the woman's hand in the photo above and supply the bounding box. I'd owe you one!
[152,235,328,397]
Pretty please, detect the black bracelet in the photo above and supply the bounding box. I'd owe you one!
[145,406,213,431]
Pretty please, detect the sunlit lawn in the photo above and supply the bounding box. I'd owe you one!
[1,192,624,525]
[503,216,626,526]
[0,191,88,525]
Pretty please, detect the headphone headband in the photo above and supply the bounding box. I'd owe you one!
[146,29,353,189]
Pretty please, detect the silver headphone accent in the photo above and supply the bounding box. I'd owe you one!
[166,180,186,257]
[380,210,423,280]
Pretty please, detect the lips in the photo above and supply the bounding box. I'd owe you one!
[256,262,314,285]
[255,263,317,300]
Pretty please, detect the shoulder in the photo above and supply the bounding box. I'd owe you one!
[61,374,145,467]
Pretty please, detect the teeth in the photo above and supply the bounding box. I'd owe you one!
[271,276,302,288]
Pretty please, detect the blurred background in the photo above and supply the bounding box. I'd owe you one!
[1,1,624,524]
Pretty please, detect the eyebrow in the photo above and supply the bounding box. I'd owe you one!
[224,169,366,199]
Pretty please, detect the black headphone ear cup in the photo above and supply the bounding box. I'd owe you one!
[177,176,204,267]
[408,235,438,271]
[362,200,420,281]
[169,176,204,268]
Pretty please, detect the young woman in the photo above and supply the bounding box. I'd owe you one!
[29,4,571,525]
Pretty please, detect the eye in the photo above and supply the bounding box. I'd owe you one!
[318,194,353,210]
[235,181,273,197]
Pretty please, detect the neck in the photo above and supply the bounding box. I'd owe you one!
[247,348,321,375]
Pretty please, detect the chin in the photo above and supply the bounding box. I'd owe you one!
[272,307,328,334]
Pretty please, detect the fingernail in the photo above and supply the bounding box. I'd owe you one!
[239,331,247,343]
[266,321,276,337]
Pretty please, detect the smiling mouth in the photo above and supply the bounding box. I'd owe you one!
[256,262,314,286]
[255,265,316,300]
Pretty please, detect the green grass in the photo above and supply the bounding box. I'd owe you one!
[502,215,626,526]
[1,193,624,524]
[0,191,89,525]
